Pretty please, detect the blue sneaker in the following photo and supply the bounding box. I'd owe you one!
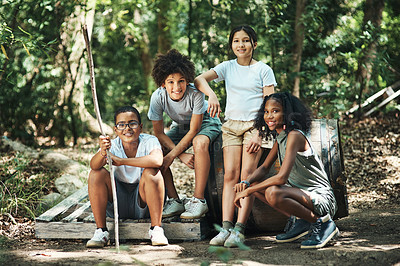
[300,214,339,249]
[276,217,311,243]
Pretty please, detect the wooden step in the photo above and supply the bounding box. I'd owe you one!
[35,185,210,241]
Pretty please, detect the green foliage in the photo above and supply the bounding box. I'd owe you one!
[1,0,400,145]
[0,150,59,218]
[206,224,251,264]
[0,0,81,145]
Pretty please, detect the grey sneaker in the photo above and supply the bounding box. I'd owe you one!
[149,226,169,246]
[180,197,208,219]
[224,229,245,248]
[209,228,230,246]
[86,228,110,248]
[162,198,185,218]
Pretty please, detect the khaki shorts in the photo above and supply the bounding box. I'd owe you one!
[221,119,273,149]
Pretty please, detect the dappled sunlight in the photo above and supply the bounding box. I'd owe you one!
[8,244,188,265]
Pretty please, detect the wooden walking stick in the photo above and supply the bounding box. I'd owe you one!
[82,24,120,252]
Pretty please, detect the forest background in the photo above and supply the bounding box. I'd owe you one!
[1,0,399,148]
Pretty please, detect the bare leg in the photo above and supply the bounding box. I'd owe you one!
[161,167,179,199]
[88,168,113,229]
[236,148,263,224]
[192,135,211,199]
[222,145,242,222]
[265,186,318,223]
[139,168,165,227]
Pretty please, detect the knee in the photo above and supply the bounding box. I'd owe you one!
[142,168,164,185]
[88,168,109,185]
[224,169,240,184]
[193,135,210,153]
[265,186,284,207]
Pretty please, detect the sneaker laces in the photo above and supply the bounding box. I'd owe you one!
[216,228,229,238]
[309,220,322,238]
[229,229,243,241]
[164,198,174,208]
[92,229,107,242]
[185,198,200,212]
[284,216,296,233]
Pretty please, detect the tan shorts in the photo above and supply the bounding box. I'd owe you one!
[221,119,273,149]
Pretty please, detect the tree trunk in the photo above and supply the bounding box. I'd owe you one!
[56,0,113,142]
[355,0,385,119]
[188,0,193,57]
[133,9,154,97]
[292,0,307,98]
[157,0,172,53]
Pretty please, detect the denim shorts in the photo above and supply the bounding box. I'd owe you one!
[166,111,222,146]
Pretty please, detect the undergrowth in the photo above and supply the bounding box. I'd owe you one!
[0,150,59,219]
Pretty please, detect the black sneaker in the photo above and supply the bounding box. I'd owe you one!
[300,214,339,249]
[276,217,311,243]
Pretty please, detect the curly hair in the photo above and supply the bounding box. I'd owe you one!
[254,92,313,139]
[151,49,195,87]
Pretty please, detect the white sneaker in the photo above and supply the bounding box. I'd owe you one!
[209,228,230,246]
[224,229,245,248]
[149,226,169,246]
[86,228,110,248]
[162,198,185,218]
[180,197,209,219]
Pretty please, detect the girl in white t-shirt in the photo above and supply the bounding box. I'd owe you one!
[194,25,277,247]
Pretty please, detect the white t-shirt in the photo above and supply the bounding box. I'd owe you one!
[212,59,277,121]
[110,133,162,184]
[147,84,207,125]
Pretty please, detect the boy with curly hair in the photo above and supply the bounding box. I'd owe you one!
[148,49,222,219]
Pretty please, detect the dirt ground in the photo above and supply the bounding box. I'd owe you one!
[1,115,400,265]
[1,206,399,265]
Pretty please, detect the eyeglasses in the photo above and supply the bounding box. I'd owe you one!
[115,121,139,130]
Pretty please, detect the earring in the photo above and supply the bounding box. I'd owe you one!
[262,126,265,131]
[283,124,286,130]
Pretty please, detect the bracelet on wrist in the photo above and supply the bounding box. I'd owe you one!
[100,151,107,158]
[240,180,251,187]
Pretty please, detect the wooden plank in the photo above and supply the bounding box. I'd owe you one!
[327,119,342,181]
[347,87,389,114]
[62,201,91,223]
[365,89,400,116]
[346,80,400,114]
[83,213,95,223]
[310,119,322,158]
[36,185,88,222]
[35,221,203,241]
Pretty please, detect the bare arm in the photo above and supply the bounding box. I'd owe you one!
[194,70,221,118]
[152,119,177,152]
[90,135,111,170]
[111,149,163,169]
[263,85,275,96]
[152,114,203,169]
[234,131,307,207]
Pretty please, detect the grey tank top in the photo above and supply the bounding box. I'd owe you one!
[276,130,334,196]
